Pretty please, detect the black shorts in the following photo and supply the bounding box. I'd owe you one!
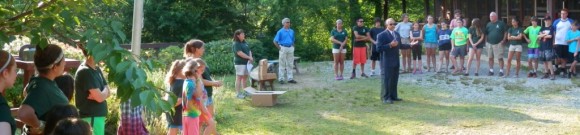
[399,44,411,50]
[166,105,182,126]
[438,43,452,51]
[571,52,580,62]
[555,45,569,59]
[412,44,422,60]
[370,44,380,61]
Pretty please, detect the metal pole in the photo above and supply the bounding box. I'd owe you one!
[130,0,144,57]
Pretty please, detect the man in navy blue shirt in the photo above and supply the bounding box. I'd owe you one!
[377,18,402,104]
[274,18,297,84]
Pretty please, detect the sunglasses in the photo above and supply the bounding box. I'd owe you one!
[389,24,396,26]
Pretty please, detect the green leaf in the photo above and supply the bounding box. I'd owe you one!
[139,90,153,106]
[41,18,55,30]
[115,61,131,74]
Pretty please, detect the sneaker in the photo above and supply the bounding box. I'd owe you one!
[339,76,344,80]
[236,93,245,99]
[527,72,533,78]
[350,73,356,79]
[450,66,455,69]
[335,76,340,80]
[361,73,369,78]
[463,73,469,76]
[499,72,504,77]
[369,72,375,76]
[288,80,297,84]
[541,73,550,79]
[568,72,573,78]
[278,80,285,84]
[488,71,494,76]
[550,75,556,80]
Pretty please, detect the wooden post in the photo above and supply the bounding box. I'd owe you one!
[424,0,430,17]
[130,0,144,57]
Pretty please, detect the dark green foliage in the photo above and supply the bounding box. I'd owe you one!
[204,39,264,75]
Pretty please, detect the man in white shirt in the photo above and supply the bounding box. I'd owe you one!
[553,8,574,77]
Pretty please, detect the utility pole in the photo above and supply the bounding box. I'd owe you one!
[130,0,144,57]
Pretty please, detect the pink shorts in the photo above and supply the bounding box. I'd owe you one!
[353,47,367,64]
[183,116,200,135]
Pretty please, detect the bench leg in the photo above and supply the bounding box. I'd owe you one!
[268,80,274,90]
[259,81,266,91]
[294,61,299,74]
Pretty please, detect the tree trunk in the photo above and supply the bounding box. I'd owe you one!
[383,0,389,19]
[402,0,407,13]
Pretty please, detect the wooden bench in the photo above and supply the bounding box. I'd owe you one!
[250,59,277,90]
[244,87,286,106]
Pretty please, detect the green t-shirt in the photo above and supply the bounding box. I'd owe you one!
[74,63,108,117]
[0,95,15,135]
[451,27,469,46]
[486,21,507,44]
[201,66,214,98]
[22,76,69,121]
[331,28,348,49]
[508,27,524,45]
[524,26,542,48]
[352,26,369,47]
[233,41,250,65]
[469,28,483,45]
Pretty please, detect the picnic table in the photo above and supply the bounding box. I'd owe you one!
[267,56,301,75]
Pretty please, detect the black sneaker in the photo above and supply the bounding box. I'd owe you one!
[568,72,573,78]
[450,66,455,69]
[550,75,556,80]
[541,73,550,79]
[278,80,285,84]
[499,72,504,77]
[488,71,494,76]
[475,73,479,76]
[288,80,297,84]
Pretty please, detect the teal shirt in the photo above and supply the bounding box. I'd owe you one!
[508,27,524,45]
[566,30,580,53]
[22,76,69,121]
[331,28,348,49]
[451,27,469,46]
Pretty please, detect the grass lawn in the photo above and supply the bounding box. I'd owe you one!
[211,62,580,135]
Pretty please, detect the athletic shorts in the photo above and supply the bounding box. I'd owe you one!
[400,38,411,49]
[438,43,452,51]
[82,117,106,135]
[528,48,540,59]
[555,45,569,59]
[370,45,381,61]
[353,47,367,64]
[469,43,485,49]
[451,46,467,57]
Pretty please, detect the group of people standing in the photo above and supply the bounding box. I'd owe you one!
[331,9,580,104]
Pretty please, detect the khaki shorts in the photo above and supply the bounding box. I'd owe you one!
[486,42,504,59]
[234,65,249,75]
[508,44,523,52]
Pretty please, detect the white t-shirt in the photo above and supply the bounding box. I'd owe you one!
[555,19,572,45]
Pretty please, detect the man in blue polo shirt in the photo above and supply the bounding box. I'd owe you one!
[274,18,297,84]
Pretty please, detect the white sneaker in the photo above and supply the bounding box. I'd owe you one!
[370,71,376,76]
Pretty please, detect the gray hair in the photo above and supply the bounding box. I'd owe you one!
[490,12,498,17]
[282,18,291,25]
[336,19,343,24]
[386,18,395,25]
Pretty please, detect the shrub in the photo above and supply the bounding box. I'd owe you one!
[204,39,264,75]
[4,77,23,107]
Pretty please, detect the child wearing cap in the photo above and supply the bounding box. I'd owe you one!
[539,16,556,80]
